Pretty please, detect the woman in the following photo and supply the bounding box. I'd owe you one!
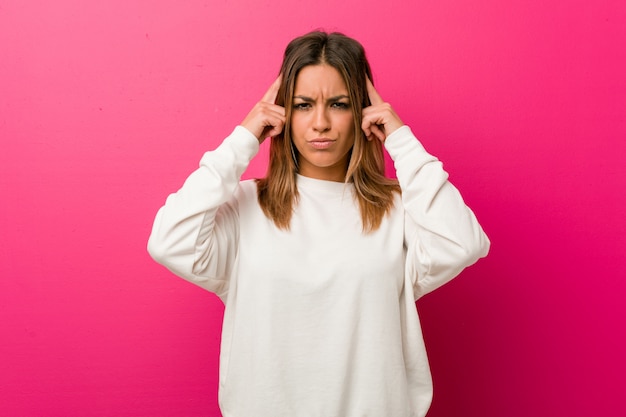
[148,31,489,417]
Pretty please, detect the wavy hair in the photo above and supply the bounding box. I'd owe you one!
[256,31,399,232]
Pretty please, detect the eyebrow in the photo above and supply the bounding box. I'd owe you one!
[293,94,350,102]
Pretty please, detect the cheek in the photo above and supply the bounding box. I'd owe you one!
[289,115,305,137]
[339,113,355,135]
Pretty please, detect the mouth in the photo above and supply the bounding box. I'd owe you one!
[308,138,336,150]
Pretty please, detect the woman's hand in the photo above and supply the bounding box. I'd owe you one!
[241,76,286,144]
[362,77,404,142]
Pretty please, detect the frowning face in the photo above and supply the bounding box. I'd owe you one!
[290,64,356,182]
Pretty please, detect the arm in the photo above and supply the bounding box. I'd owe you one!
[147,127,260,297]
[385,126,490,298]
[362,78,489,299]
[147,77,286,297]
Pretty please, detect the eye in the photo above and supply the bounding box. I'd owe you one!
[331,102,350,110]
[293,102,311,110]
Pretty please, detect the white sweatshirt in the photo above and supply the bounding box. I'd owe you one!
[148,125,490,417]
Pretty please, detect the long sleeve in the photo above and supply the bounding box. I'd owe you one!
[384,126,490,299]
[147,126,260,298]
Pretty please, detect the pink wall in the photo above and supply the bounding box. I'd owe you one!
[1,1,625,416]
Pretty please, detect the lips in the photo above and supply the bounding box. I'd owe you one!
[308,138,335,150]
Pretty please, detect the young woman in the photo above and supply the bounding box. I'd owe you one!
[148,31,489,417]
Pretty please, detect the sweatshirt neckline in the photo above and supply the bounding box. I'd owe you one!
[296,174,354,194]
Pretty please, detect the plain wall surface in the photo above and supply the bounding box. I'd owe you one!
[1,1,625,416]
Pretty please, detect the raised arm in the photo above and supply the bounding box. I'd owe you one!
[363,79,490,298]
[147,77,285,298]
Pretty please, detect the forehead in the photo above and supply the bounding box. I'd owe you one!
[294,64,348,94]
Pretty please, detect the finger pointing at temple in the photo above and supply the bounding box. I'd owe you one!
[241,75,286,143]
[366,76,384,106]
[362,77,404,142]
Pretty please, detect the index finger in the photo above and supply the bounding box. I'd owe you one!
[261,75,283,104]
[366,76,384,106]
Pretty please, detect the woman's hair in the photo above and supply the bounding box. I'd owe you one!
[256,30,400,232]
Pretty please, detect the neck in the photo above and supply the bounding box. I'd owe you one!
[298,159,348,182]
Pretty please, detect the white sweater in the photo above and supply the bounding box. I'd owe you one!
[148,125,490,417]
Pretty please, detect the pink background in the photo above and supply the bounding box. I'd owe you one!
[1,1,625,416]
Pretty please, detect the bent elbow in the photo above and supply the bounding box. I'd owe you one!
[147,232,172,267]
[461,231,490,267]
[147,235,163,264]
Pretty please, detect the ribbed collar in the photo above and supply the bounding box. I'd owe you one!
[296,174,355,195]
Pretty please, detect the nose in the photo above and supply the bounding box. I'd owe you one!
[312,107,330,132]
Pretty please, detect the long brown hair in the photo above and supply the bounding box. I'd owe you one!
[256,31,399,232]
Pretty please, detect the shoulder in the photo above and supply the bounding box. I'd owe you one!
[220,179,261,219]
[233,179,265,213]
[235,179,259,199]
